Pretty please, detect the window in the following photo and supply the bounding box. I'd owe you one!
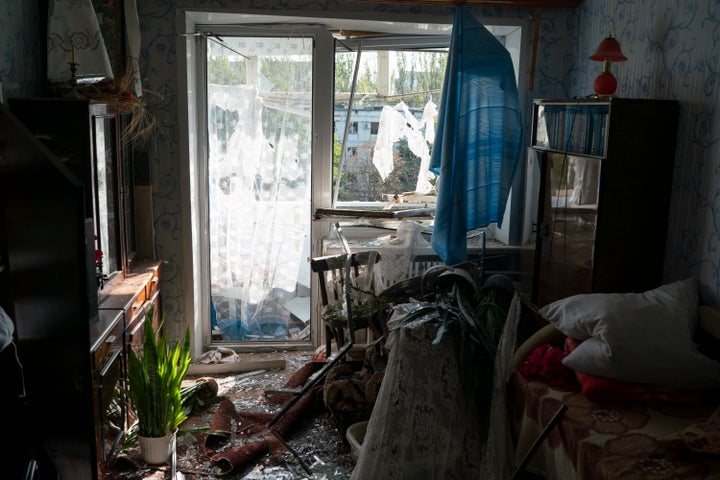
[333,41,450,206]
[185,12,529,349]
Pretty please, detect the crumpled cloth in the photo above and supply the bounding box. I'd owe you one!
[0,306,14,352]
[372,101,436,193]
[195,346,241,364]
[517,343,576,388]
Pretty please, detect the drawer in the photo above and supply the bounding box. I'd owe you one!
[146,264,161,298]
[92,312,124,372]
[95,344,125,464]
[128,286,147,321]
[126,293,161,356]
[126,307,145,355]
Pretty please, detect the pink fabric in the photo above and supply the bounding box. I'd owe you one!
[517,343,576,388]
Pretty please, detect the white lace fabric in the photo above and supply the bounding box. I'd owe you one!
[350,294,522,480]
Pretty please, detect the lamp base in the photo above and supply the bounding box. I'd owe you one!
[593,71,618,96]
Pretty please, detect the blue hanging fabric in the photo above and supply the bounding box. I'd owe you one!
[430,7,523,265]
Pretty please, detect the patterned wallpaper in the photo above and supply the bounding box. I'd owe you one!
[535,1,720,305]
[0,1,44,99]
[611,1,718,303]
[2,0,719,330]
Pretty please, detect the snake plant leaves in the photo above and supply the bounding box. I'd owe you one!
[126,305,192,438]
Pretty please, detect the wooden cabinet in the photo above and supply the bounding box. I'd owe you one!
[98,260,162,448]
[0,103,99,480]
[8,97,140,284]
[2,99,159,479]
[90,309,125,469]
[530,98,679,306]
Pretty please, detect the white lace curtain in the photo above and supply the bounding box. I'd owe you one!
[208,84,311,337]
[372,100,438,193]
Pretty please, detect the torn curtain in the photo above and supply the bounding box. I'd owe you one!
[430,7,523,265]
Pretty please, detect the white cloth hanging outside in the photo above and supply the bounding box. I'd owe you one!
[372,100,437,194]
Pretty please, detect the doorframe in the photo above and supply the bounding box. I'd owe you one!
[181,16,336,353]
[177,8,530,356]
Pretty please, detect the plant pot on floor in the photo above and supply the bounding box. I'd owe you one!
[125,305,191,466]
[138,430,177,465]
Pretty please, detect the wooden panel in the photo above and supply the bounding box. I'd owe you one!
[354,0,582,7]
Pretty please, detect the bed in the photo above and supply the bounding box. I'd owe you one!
[510,278,720,479]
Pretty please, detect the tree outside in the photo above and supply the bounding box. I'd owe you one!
[337,137,428,202]
[333,50,446,201]
[207,41,447,204]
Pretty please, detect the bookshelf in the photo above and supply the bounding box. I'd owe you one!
[533,102,609,156]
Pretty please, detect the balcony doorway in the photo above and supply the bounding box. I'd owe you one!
[206,34,314,344]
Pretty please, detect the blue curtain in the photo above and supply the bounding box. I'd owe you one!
[430,7,523,265]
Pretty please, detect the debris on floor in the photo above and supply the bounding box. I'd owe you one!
[109,351,356,479]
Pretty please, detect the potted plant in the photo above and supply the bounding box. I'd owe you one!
[126,305,192,465]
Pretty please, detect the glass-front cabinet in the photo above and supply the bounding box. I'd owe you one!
[530,98,679,307]
[92,112,122,279]
[8,98,136,287]
[535,152,601,303]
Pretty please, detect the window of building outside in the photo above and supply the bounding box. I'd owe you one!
[193,14,527,348]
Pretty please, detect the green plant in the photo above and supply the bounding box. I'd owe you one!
[389,269,514,396]
[126,306,192,438]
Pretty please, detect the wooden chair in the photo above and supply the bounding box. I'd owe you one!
[311,250,382,357]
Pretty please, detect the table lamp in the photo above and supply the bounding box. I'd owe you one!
[589,35,627,96]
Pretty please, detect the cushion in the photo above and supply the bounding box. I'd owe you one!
[565,337,711,404]
[538,278,720,389]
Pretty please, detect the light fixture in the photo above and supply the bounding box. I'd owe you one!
[47,0,113,87]
[589,34,627,96]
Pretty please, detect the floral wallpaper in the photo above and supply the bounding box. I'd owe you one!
[2,0,719,333]
[0,1,44,99]
[534,1,720,305]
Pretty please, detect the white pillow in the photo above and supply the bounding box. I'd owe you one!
[538,278,720,389]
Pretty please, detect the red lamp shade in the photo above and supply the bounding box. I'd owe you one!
[589,35,627,96]
[590,36,628,62]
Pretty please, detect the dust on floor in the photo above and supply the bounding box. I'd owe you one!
[109,350,357,480]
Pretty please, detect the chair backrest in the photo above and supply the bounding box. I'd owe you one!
[311,250,383,354]
[310,250,382,308]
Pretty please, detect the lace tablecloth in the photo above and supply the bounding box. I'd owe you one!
[350,295,521,480]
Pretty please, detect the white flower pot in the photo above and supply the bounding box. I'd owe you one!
[138,430,176,465]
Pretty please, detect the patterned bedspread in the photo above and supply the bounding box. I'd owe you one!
[511,372,720,479]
